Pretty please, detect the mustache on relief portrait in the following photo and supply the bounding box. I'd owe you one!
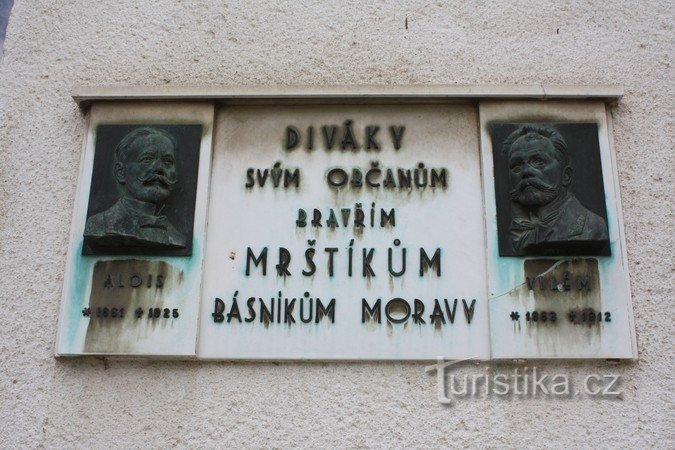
[137,172,178,186]
[509,178,557,199]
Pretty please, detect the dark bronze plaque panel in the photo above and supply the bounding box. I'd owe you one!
[83,124,202,256]
[489,123,610,257]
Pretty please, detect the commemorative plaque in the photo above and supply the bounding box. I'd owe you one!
[55,102,214,356]
[56,88,637,360]
[480,101,636,359]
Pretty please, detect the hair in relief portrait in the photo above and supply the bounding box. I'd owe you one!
[490,123,610,257]
[83,124,202,256]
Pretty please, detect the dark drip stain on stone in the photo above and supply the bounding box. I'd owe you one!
[521,258,603,350]
[84,259,184,353]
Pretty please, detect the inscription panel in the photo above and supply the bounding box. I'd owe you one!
[198,104,490,359]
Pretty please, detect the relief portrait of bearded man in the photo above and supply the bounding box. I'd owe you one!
[84,127,186,251]
[501,125,609,256]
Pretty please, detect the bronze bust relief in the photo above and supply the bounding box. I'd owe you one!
[491,123,610,257]
[83,125,202,256]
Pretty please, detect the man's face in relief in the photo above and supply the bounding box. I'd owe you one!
[508,136,565,207]
[117,134,178,204]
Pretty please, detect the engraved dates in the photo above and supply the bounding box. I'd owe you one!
[508,309,611,325]
[136,307,180,319]
[81,306,180,320]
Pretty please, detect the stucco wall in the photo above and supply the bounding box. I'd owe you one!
[0,0,672,447]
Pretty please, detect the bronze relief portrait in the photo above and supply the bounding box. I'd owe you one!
[490,123,610,257]
[83,124,202,256]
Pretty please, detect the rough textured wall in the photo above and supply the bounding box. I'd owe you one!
[0,0,672,447]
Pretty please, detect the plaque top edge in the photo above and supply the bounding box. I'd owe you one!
[72,84,624,106]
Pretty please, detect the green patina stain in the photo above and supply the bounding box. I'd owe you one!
[63,237,202,354]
